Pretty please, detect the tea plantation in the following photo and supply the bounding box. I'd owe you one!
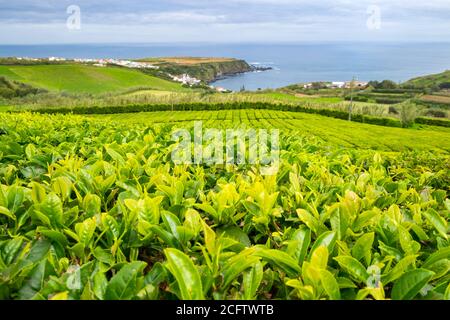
[0,111,448,300]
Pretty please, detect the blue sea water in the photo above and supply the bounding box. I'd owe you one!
[1,43,450,91]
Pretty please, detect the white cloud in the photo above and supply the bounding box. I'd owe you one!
[0,0,449,43]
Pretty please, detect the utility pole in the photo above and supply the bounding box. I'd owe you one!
[349,76,356,121]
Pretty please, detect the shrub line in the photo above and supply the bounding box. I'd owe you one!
[15,102,449,128]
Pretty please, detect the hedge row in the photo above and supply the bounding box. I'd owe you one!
[344,95,410,105]
[374,98,409,105]
[372,88,425,94]
[345,96,369,102]
[415,117,450,127]
[415,99,450,110]
[35,102,285,114]
[30,102,404,128]
[28,102,450,128]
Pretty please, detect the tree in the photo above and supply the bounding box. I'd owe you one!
[348,77,356,121]
[367,80,398,90]
[399,102,417,128]
[311,82,326,90]
[368,80,380,88]
[379,80,398,89]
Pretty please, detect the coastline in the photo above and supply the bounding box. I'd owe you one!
[209,64,273,86]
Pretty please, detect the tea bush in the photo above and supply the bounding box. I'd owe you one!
[0,113,448,300]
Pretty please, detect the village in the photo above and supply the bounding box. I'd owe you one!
[302,80,369,89]
[73,58,159,70]
[18,56,159,69]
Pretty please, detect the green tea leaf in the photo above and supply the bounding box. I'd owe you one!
[310,246,329,270]
[7,185,24,214]
[52,176,72,201]
[334,256,369,283]
[320,269,341,300]
[351,232,374,266]
[93,272,108,300]
[296,209,319,234]
[218,226,251,248]
[254,248,301,277]
[0,206,15,221]
[309,231,337,258]
[83,194,102,217]
[398,226,420,255]
[391,269,434,300]
[330,205,349,240]
[105,145,125,165]
[1,237,24,265]
[17,259,55,300]
[75,217,97,247]
[423,209,448,239]
[242,261,263,300]
[30,182,46,204]
[164,248,204,300]
[222,249,260,289]
[105,262,147,300]
[202,221,216,255]
[36,193,63,228]
[382,255,418,285]
[444,282,450,300]
[422,246,450,268]
[289,228,311,265]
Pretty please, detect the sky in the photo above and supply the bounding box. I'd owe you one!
[1,0,450,44]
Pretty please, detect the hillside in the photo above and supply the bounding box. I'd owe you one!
[401,70,450,110]
[138,57,253,82]
[0,76,45,98]
[0,64,185,94]
[403,70,450,90]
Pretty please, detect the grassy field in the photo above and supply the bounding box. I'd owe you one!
[0,64,185,94]
[90,109,450,152]
[420,95,450,105]
[122,89,178,97]
[255,92,343,103]
[120,90,345,105]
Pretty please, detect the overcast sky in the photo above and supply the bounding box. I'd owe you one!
[1,0,450,44]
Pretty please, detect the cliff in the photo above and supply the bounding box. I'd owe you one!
[138,57,253,83]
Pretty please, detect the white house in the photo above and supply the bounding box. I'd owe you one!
[344,81,368,89]
[172,74,201,86]
[331,81,345,88]
[215,87,228,92]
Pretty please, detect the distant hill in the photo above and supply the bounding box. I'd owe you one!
[403,70,450,90]
[0,64,185,94]
[137,57,252,82]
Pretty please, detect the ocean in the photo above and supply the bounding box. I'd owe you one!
[1,42,450,91]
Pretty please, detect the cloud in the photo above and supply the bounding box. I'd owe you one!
[0,0,449,43]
